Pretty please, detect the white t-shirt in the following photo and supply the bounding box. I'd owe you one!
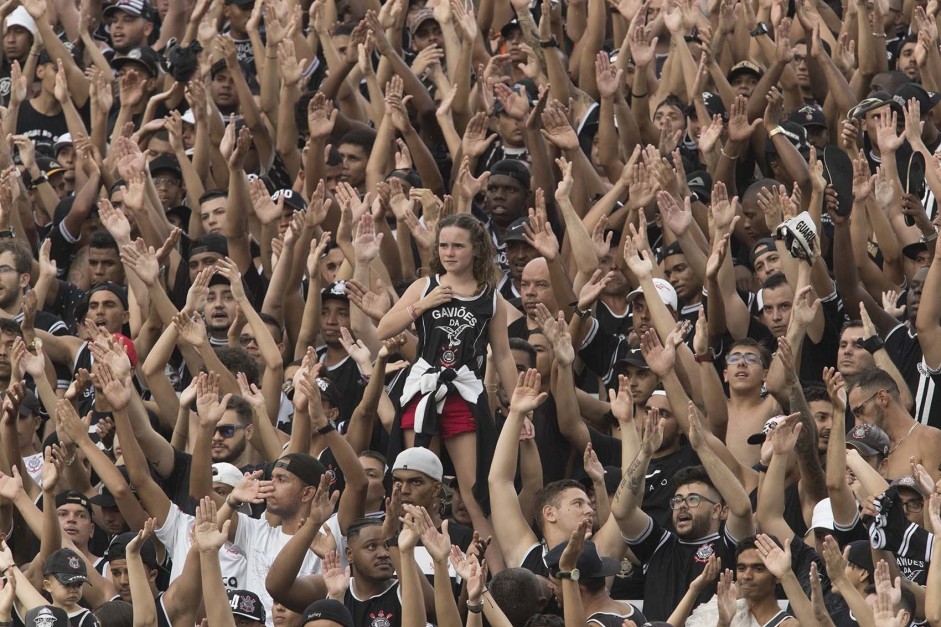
[155,503,248,591]
[233,513,321,627]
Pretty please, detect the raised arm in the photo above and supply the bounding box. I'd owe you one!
[610,409,660,539]
[487,369,545,568]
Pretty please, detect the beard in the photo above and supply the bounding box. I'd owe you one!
[212,434,247,464]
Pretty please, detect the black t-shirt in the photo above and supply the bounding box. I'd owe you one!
[884,323,941,429]
[531,396,574,485]
[16,99,72,154]
[50,279,88,333]
[315,348,365,424]
[626,517,739,621]
[345,580,401,627]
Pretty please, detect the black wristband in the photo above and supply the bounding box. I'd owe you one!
[539,36,559,48]
[856,335,885,354]
[752,461,769,473]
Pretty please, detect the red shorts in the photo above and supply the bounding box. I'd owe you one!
[400,393,477,439]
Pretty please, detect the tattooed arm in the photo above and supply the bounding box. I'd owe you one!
[610,409,662,539]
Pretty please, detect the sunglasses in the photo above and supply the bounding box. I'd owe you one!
[214,425,248,438]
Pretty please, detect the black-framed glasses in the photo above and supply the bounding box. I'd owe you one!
[214,425,247,438]
[901,499,924,514]
[851,390,882,418]
[669,493,719,510]
[726,352,761,366]
[239,335,258,348]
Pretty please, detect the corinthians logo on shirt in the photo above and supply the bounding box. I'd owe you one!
[368,611,394,627]
[434,307,478,367]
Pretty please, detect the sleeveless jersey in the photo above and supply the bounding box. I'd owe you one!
[414,275,496,375]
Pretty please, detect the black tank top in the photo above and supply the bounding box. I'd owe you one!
[415,275,495,374]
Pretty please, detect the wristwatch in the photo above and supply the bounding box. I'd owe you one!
[768,126,786,138]
[750,23,770,37]
[316,420,337,435]
[694,351,715,363]
[384,536,399,548]
[539,36,559,48]
[557,569,580,582]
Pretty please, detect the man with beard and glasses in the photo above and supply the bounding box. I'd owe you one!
[612,408,756,622]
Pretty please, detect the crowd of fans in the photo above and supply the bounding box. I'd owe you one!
[0,0,939,624]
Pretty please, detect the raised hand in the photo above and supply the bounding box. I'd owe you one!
[628,23,658,67]
[172,311,208,348]
[96,360,133,411]
[230,470,275,506]
[461,112,498,158]
[657,191,693,237]
[727,94,761,143]
[716,569,737,626]
[540,101,580,150]
[640,407,664,455]
[195,372,231,427]
[509,369,547,414]
[322,550,350,599]
[193,497,230,552]
[639,328,677,377]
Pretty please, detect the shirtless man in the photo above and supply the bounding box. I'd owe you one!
[846,367,941,480]
[723,339,778,466]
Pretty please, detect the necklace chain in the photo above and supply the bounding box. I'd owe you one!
[889,422,918,454]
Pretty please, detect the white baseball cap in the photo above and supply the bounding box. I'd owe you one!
[626,278,678,311]
[5,7,37,38]
[211,462,244,488]
[806,498,835,533]
[392,447,443,482]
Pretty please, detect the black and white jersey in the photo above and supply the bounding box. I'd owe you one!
[345,580,402,627]
[625,517,739,621]
[414,275,495,374]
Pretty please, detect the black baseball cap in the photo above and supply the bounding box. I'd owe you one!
[727,60,763,82]
[544,539,621,579]
[503,217,531,243]
[315,376,340,408]
[272,189,306,212]
[107,532,162,568]
[89,483,117,508]
[788,104,827,129]
[18,389,40,416]
[227,589,266,623]
[43,548,88,584]
[903,240,929,260]
[189,233,228,258]
[750,238,777,266]
[87,282,129,310]
[321,281,349,303]
[55,490,91,513]
[687,171,712,202]
[615,348,649,370]
[490,159,531,190]
[657,241,683,263]
[302,599,353,627]
[104,0,157,20]
[846,540,875,575]
[111,47,161,78]
[894,82,941,115]
[149,154,182,178]
[274,453,326,487]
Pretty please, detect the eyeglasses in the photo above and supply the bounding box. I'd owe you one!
[726,352,761,366]
[214,424,247,438]
[901,499,924,514]
[239,335,258,348]
[669,493,719,510]
[851,390,883,418]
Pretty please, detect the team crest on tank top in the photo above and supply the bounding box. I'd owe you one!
[418,276,495,371]
[368,611,393,627]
